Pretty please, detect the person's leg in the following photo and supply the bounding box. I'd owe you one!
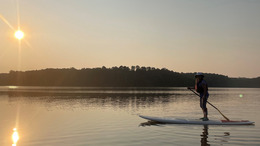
[202,95,209,121]
[203,108,208,118]
[200,97,204,119]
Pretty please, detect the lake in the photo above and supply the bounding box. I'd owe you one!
[0,86,259,146]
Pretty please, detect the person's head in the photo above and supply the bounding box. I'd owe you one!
[195,72,204,80]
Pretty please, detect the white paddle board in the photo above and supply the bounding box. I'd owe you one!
[139,115,254,125]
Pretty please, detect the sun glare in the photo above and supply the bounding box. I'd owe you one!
[12,128,19,146]
[9,86,18,89]
[15,30,24,40]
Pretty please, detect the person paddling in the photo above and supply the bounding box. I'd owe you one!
[188,73,209,121]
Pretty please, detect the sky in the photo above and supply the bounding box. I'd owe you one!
[0,0,260,78]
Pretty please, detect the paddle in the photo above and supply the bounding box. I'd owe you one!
[187,88,230,121]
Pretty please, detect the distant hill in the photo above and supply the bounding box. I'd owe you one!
[0,66,259,87]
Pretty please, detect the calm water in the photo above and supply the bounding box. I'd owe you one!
[0,86,259,146]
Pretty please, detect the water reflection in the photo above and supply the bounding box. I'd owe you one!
[0,87,258,146]
[200,125,231,146]
[12,128,19,146]
[139,120,163,127]
[7,92,174,111]
[4,86,186,95]
[138,121,231,146]
[201,125,209,146]
[139,122,212,145]
[2,87,194,113]
[9,86,18,89]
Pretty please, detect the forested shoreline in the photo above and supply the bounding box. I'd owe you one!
[0,66,259,87]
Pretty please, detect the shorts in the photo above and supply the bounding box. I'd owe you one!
[200,92,209,109]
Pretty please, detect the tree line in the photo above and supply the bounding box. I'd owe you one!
[0,66,259,87]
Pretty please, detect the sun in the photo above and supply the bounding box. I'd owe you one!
[15,30,24,40]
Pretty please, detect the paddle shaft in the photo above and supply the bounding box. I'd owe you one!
[188,88,230,121]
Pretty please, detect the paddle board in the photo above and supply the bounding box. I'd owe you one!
[139,115,254,125]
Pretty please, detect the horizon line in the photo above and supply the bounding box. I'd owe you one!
[1,66,259,79]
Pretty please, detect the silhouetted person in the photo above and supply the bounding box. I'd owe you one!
[189,72,209,121]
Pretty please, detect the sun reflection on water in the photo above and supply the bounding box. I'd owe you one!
[12,128,19,146]
[8,86,18,89]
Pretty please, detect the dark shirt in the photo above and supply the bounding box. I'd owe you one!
[196,80,208,94]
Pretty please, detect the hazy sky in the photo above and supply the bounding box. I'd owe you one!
[0,0,260,78]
